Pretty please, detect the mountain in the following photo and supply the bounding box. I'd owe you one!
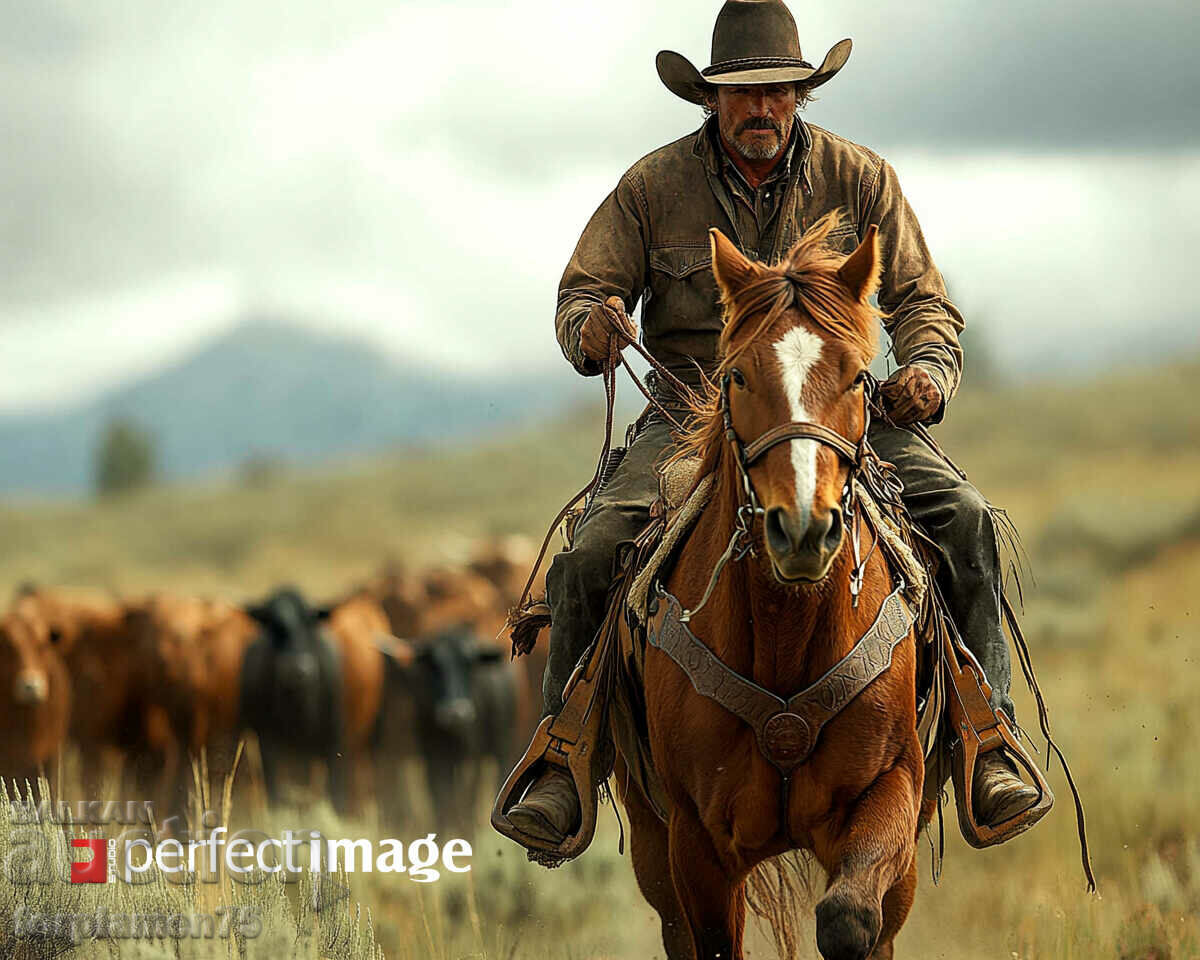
[0,320,599,496]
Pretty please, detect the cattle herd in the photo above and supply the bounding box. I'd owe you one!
[0,538,547,837]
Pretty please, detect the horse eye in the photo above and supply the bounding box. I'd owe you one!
[850,370,868,391]
[729,368,746,388]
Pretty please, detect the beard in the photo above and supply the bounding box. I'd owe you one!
[721,113,792,161]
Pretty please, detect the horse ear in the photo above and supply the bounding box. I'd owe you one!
[837,224,881,302]
[709,228,759,297]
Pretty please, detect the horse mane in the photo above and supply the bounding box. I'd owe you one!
[671,211,883,478]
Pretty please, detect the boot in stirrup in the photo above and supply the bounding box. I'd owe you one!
[973,752,1042,827]
[505,766,582,845]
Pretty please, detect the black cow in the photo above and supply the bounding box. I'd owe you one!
[383,625,516,836]
[238,587,346,810]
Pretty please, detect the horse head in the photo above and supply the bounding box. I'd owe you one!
[703,212,882,583]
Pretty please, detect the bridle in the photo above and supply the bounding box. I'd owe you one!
[511,303,892,623]
[680,369,880,621]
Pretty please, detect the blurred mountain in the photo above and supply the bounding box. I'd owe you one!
[0,319,595,496]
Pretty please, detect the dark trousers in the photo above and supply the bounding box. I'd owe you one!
[542,418,1014,721]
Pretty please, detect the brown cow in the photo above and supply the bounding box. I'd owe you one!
[124,594,249,824]
[0,595,71,788]
[467,538,549,729]
[421,566,509,642]
[320,590,402,813]
[17,587,166,797]
[360,563,425,639]
[467,534,542,605]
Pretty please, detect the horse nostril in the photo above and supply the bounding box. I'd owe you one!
[765,506,795,556]
[823,507,844,552]
[799,508,840,557]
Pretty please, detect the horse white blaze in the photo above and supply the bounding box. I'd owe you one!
[773,327,824,519]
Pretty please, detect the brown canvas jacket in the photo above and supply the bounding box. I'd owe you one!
[555,115,964,420]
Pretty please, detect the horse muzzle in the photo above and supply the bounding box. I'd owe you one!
[764,504,844,583]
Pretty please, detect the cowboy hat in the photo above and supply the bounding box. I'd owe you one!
[657,0,851,106]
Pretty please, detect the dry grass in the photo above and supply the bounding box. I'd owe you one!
[1,358,1198,957]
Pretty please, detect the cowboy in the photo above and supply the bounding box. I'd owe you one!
[506,0,1041,847]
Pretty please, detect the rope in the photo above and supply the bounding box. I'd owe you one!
[903,412,1096,892]
[511,301,690,617]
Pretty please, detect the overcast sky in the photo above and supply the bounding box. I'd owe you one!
[2,0,1198,412]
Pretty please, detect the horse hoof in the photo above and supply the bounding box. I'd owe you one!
[815,886,880,960]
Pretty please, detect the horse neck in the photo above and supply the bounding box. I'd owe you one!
[690,446,879,693]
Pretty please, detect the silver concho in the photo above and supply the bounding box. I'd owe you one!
[761,712,813,771]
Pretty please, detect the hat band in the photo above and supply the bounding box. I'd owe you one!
[702,56,814,78]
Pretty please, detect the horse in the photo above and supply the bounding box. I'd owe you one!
[615,214,926,960]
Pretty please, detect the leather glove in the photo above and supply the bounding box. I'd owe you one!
[579,296,638,365]
[880,364,943,425]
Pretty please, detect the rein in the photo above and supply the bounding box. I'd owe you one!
[510,304,698,621]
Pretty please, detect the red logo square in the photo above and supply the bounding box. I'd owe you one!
[70,839,108,884]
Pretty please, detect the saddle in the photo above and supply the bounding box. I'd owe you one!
[493,448,1056,869]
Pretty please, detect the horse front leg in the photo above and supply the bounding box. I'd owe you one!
[811,754,921,960]
[668,799,746,960]
[870,855,917,960]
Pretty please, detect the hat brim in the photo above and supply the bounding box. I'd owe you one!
[656,38,852,106]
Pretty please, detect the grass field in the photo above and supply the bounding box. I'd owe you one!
[1,358,1197,958]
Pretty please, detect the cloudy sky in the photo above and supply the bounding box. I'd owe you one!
[2,0,1198,412]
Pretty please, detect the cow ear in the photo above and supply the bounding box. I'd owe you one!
[709,228,760,298]
[837,224,881,302]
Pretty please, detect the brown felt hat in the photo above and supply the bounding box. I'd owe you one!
[657,0,851,105]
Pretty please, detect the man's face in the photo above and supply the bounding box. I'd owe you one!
[713,83,798,161]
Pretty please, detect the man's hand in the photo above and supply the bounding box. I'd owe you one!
[579,296,638,365]
[880,364,943,425]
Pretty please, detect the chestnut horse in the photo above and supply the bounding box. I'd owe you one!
[617,215,925,960]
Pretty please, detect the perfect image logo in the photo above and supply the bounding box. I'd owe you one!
[70,839,109,884]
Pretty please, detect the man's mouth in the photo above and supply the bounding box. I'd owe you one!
[739,121,780,135]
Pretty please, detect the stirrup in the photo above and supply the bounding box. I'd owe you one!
[492,646,614,867]
[942,630,1053,848]
[491,719,603,867]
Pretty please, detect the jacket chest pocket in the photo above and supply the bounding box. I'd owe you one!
[645,244,720,335]
[649,245,713,280]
